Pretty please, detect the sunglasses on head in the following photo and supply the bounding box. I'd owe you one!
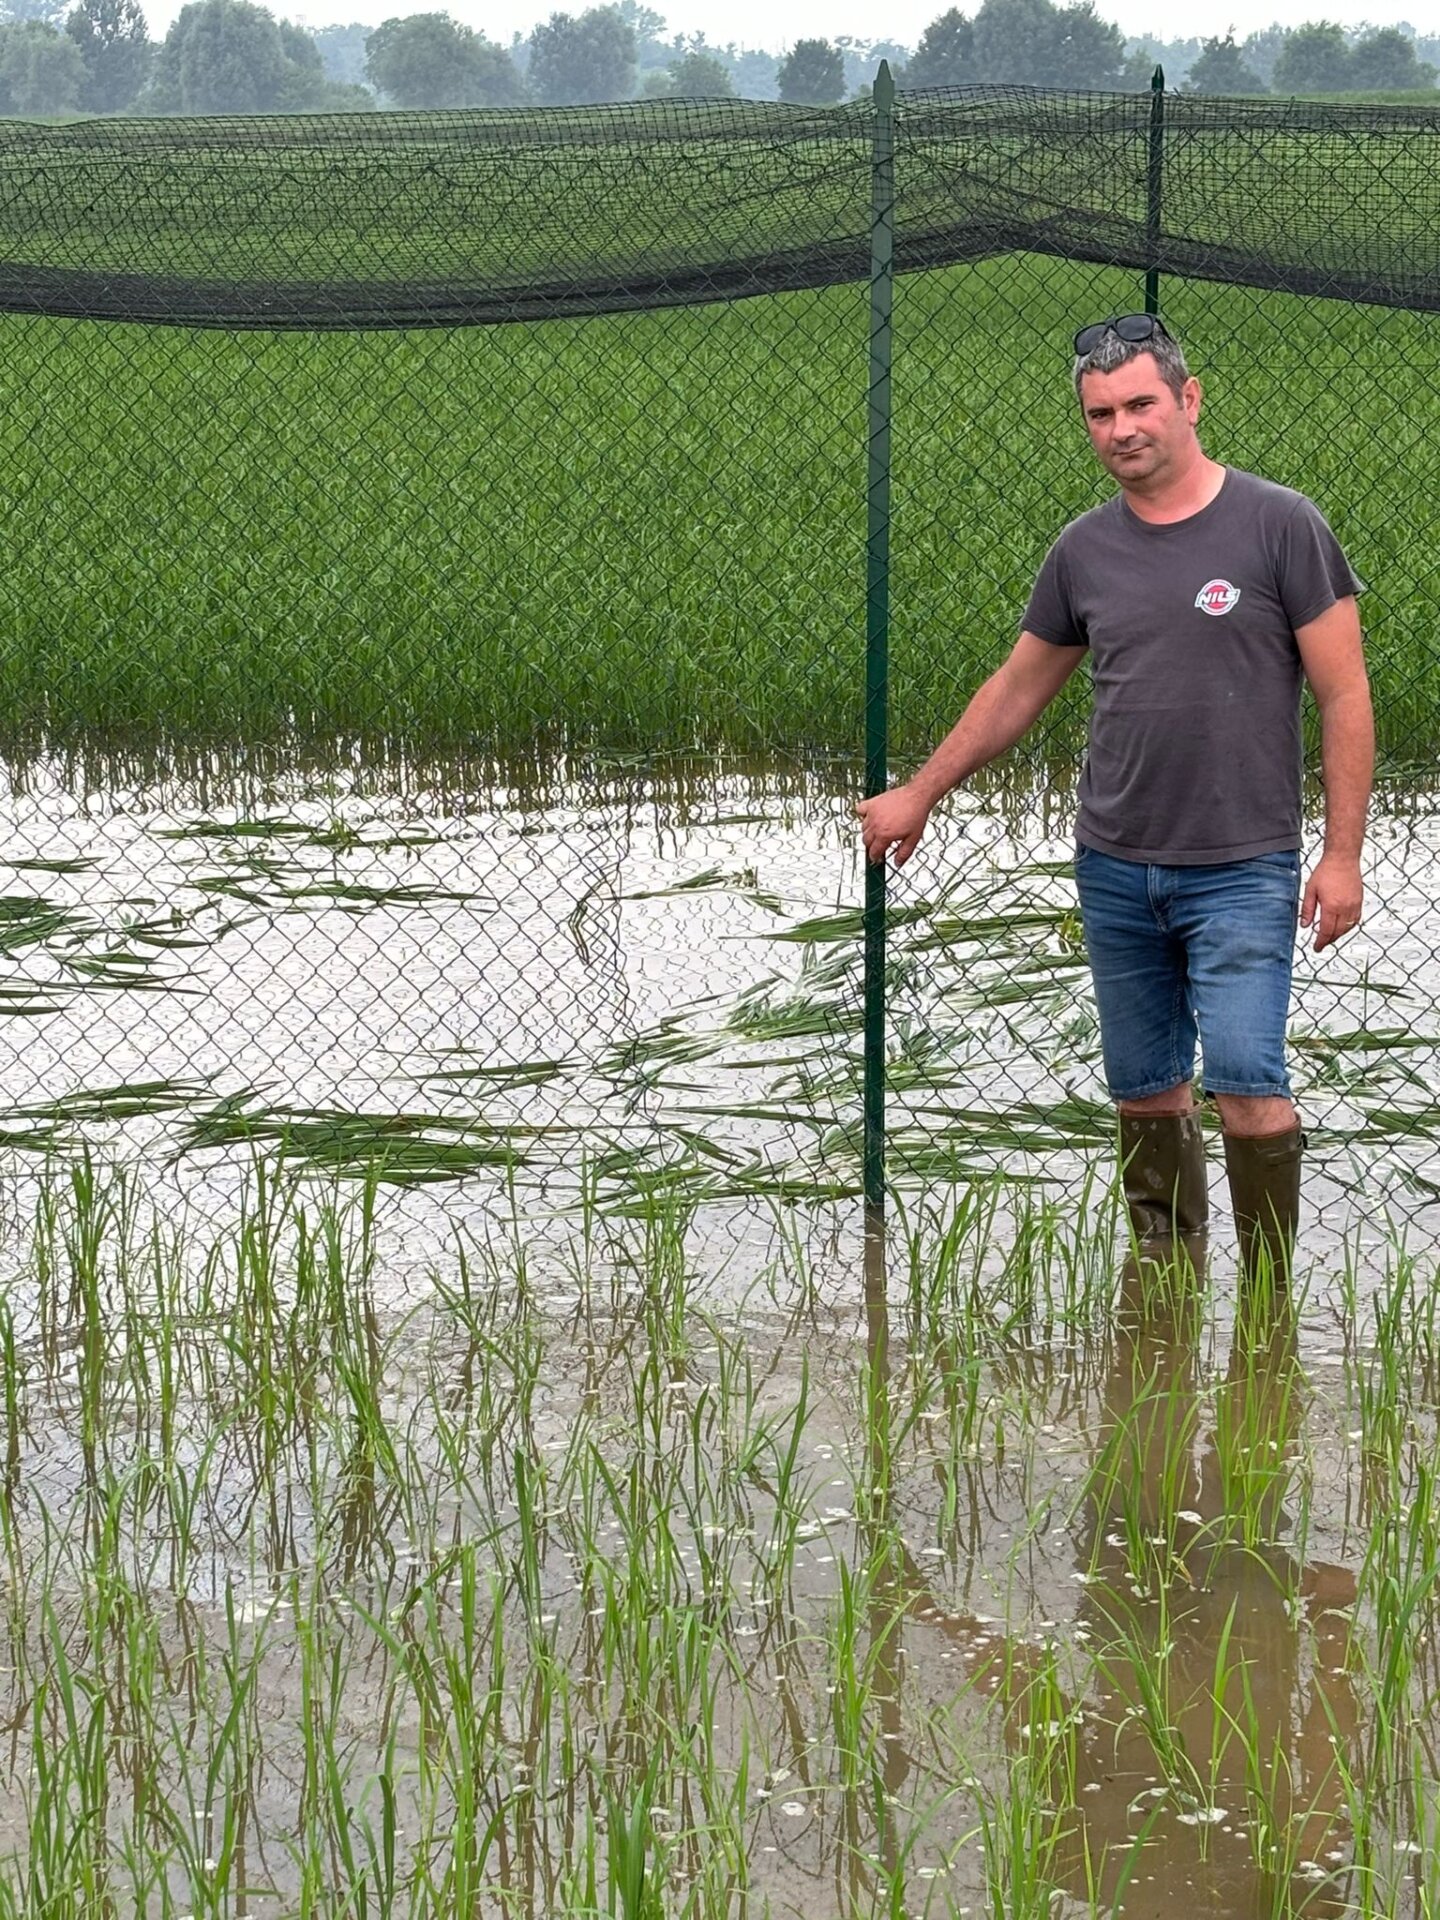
[1073,313,1172,357]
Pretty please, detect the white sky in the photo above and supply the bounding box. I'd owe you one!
[171,0,1436,54]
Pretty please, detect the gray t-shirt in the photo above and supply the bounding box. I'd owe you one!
[1022,468,1363,865]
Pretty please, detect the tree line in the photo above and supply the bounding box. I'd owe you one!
[901,5,1435,95]
[0,0,1435,119]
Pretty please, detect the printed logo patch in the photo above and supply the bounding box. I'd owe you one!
[1194,578,1242,617]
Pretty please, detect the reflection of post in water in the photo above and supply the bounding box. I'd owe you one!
[835,1205,910,1910]
[862,1199,890,1519]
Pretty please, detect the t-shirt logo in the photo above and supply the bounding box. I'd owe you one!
[1194,578,1242,617]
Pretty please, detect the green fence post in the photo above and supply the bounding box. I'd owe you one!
[1146,65,1165,316]
[864,61,896,1238]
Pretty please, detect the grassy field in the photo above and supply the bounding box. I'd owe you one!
[0,1157,1436,1914]
[0,248,1436,775]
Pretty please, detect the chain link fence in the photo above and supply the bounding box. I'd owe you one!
[0,86,1436,1280]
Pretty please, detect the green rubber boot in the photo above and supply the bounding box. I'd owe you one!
[1117,1110,1210,1243]
[1222,1126,1304,1284]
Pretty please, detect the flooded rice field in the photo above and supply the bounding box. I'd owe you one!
[0,753,1437,1293]
[0,752,1438,1916]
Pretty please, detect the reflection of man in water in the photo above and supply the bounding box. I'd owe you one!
[1062,1254,1358,1908]
[858,317,1374,1278]
[917,1253,1360,1913]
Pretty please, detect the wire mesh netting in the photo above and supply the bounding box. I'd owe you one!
[0,85,1436,1284]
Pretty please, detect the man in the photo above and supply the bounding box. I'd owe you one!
[857,315,1374,1278]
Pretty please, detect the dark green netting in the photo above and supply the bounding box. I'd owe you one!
[898,90,1440,311]
[1,87,1438,327]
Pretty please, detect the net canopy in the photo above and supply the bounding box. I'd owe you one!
[1,86,1438,328]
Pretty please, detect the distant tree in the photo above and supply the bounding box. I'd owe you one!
[866,38,911,72]
[142,0,352,111]
[528,7,636,104]
[146,0,285,108]
[278,17,317,72]
[827,33,879,93]
[971,0,1054,80]
[613,0,667,66]
[1238,23,1287,87]
[365,14,525,106]
[1349,25,1433,90]
[313,19,369,85]
[906,7,972,86]
[777,36,844,102]
[667,45,731,94]
[64,0,151,110]
[844,40,908,92]
[0,17,85,109]
[638,63,670,92]
[970,0,1124,86]
[274,14,323,101]
[1272,20,1351,94]
[1050,1,1127,85]
[1186,30,1266,92]
[0,0,66,26]
[1119,45,1157,87]
[1124,32,1202,85]
[725,43,778,97]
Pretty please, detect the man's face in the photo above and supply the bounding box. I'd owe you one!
[1077,352,1202,488]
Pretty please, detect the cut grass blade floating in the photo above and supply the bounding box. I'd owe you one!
[0,983,69,1017]
[3,1078,216,1126]
[4,857,96,875]
[57,951,198,992]
[623,864,781,909]
[769,904,929,943]
[175,1101,562,1180]
[409,1054,572,1091]
[1292,1026,1440,1055]
[159,815,460,853]
[190,868,493,912]
[157,818,321,841]
[903,1098,1114,1144]
[283,879,494,908]
[0,896,91,953]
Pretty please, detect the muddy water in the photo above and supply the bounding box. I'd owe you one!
[0,1222,1415,1918]
[0,754,1436,1297]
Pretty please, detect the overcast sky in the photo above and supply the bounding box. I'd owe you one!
[260,0,1431,55]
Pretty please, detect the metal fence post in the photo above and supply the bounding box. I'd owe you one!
[864,61,896,1243]
[1146,65,1165,316]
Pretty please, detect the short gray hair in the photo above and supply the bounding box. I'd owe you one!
[1072,326,1190,403]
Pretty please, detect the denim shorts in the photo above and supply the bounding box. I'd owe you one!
[1073,845,1301,1101]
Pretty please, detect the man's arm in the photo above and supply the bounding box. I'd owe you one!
[857,632,1087,866]
[1295,596,1373,952]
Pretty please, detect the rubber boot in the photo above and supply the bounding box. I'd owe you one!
[1222,1126,1303,1284]
[1117,1110,1210,1243]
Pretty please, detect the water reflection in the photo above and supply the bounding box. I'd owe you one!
[0,752,1434,1291]
[892,1246,1361,1916]
[1061,1252,1360,1912]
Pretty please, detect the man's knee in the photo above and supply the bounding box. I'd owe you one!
[1117,1082,1194,1117]
[1214,1092,1298,1137]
